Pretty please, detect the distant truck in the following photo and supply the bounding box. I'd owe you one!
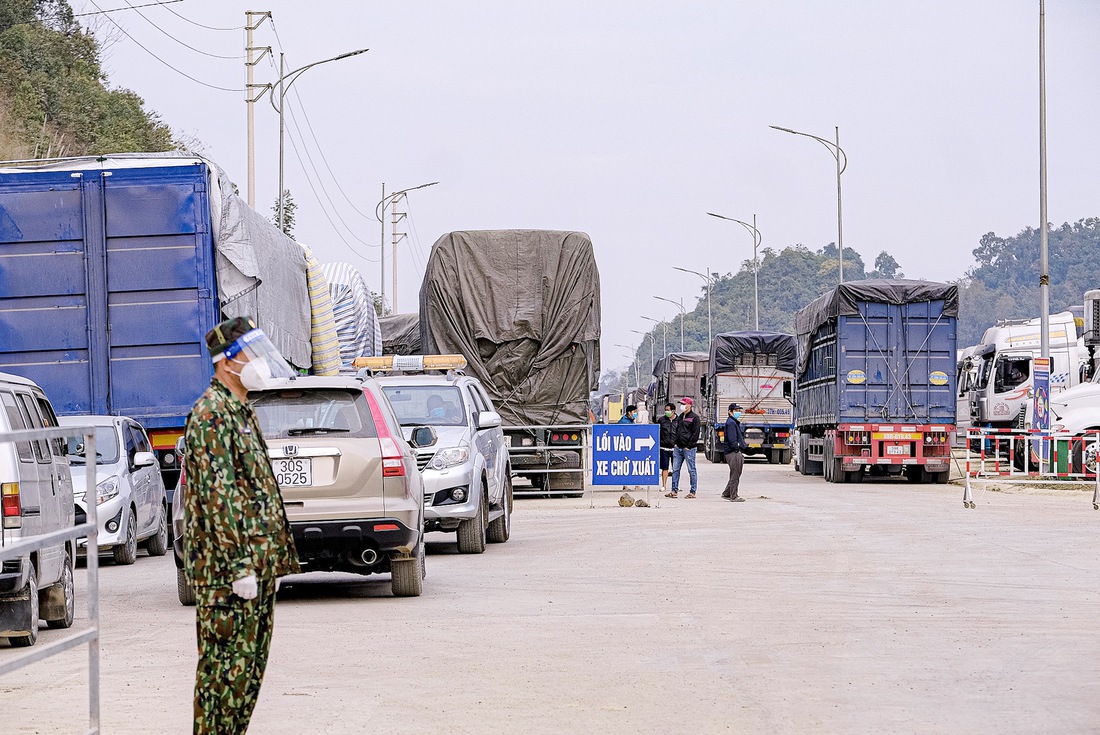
[0,155,318,485]
[647,351,708,444]
[701,331,796,465]
[964,310,1084,434]
[420,230,601,495]
[794,280,957,484]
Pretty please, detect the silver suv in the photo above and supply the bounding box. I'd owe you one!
[378,372,512,554]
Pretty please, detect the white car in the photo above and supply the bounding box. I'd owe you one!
[1049,375,1100,473]
[59,416,169,565]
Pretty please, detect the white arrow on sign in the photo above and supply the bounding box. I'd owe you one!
[635,435,656,451]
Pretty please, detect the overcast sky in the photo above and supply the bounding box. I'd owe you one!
[74,0,1100,371]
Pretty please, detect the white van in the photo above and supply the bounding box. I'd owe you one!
[0,372,76,646]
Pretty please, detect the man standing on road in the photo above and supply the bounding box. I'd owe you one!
[720,404,748,502]
[618,405,637,424]
[666,397,700,498]
[183,316,300,735]
[657,402,676,493]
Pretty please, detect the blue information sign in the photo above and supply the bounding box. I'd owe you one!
[592,424,660,486]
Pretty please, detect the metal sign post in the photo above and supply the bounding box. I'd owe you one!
[592,424,661,492]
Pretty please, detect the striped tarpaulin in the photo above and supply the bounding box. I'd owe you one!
[320,262,383,365]
[299,244,341,376]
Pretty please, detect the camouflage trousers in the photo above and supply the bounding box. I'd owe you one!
[194,579,276,735]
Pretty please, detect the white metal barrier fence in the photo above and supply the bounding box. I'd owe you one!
[0,426,100,735]
[504,424,591,497]
[962,428,1100,510]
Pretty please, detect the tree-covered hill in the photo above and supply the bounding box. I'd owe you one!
[0,0,174,160]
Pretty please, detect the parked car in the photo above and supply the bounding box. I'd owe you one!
[59,416,169,566]
[174,374,431,603]
[378,369,513,553]
[0,372,76,647]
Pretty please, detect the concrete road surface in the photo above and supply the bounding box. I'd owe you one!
[3,460,1099,734]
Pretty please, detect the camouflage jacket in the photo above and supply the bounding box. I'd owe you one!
[183,378,299,605]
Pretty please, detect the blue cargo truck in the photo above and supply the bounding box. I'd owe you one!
[793,280,958,484]
[0,156,313,487]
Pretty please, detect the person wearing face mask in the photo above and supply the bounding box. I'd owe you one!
[183,316,299,735]
[426,394,448,422]
[721,403,748,502]
[657,403,677,493]
[667,397,700,498]
[618,404,638,424]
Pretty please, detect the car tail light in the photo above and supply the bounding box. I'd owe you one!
[363,389,406,478]
[2,482,21,529]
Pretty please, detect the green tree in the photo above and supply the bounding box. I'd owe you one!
[868,251,903,279]
[271,189,297,238]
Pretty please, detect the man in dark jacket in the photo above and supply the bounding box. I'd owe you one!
[667,397,700,498]
[721,403,748,502]
[618,405,637,424]
[656,403,676,493]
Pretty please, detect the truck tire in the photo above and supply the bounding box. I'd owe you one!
[768,449,781,464]
[780,448,792,465]
[487,477,512,544]
[824,440,846,483]
[798,435,812,476]
[177,567,196,606]
[928,470,950,484]
[905,466,925,483]
[391,548,423,597]
[456,491,487,554]
[43,551,75,630]
[5,564,39,647]
[706,449,724,464]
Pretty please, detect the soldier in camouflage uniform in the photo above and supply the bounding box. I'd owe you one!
[183,316,300,735]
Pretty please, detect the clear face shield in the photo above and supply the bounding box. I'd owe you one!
[215,328,296,390]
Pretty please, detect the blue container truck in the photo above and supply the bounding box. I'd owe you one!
[793,280,958,484]
[0,156,314,488]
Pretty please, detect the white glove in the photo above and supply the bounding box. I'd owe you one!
[232,574,258,600]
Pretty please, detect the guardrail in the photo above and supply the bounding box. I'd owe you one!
[503,424,591,497]
[0,425,100,735]
[962,428,1100,510]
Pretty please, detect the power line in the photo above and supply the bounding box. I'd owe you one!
[73,0,181,16]
[84,0,242,91]
[121,0,243,59]
[160,3,242,31]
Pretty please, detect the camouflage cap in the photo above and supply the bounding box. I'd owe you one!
[205,316,257,357]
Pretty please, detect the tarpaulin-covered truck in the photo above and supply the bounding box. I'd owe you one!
[420,230,601,495]
[794,280,958,484]
[379,313,421,356]
[0,154,336,486]
[647,352,708,442]
[702,331,796,465]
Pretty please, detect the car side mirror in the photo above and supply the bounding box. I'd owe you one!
[410,426,438,448]
[133,451,157,468]
[476,411,502,430]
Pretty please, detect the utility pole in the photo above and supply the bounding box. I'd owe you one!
[276,52,285,229]
[1038,0,1050,360]
[379,182,386,311]
[834,126,844,283]
[244,11,271,208]
[391,195,408,310]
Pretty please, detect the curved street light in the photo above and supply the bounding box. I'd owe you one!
[653,296,686,352]
[631,329,655,377]
[707,212,762,330]
[614,343,639,388]
[770,124,847,282]
[640,316,668,358]
[673,266,715,348]
[373,181,439,310]
[256,48,370,232]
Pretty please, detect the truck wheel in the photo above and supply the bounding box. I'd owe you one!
[44,551,75,630]
[928,470,950,484]
[798,436,811,476]
[6,564,39,647]
[177,568,196,606]
[391,547,424,597]
[905,466,926,483]
[145,502,169,557]
[707,450,724,464]
[825,441,845,483]
[780,449,792,465]
[113,510,138,565]
[487,477,512,544]
[456,491,487,554]
[768,449,781,465]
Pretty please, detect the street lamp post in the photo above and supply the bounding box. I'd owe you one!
[674,266,714,347]
[256,48,370,232]
[706,212,762,330]
[631,330,654,376]
[653,296,686,352]
[615,344,639,388]
[770,124,847,283]
[641,316,668,359]
[374,181,439,311]
[1038,0,1050,361]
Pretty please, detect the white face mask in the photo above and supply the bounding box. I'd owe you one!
[678,404,688,414]
[230,357,276,391]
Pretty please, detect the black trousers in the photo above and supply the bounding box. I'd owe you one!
[722,451,744,498]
